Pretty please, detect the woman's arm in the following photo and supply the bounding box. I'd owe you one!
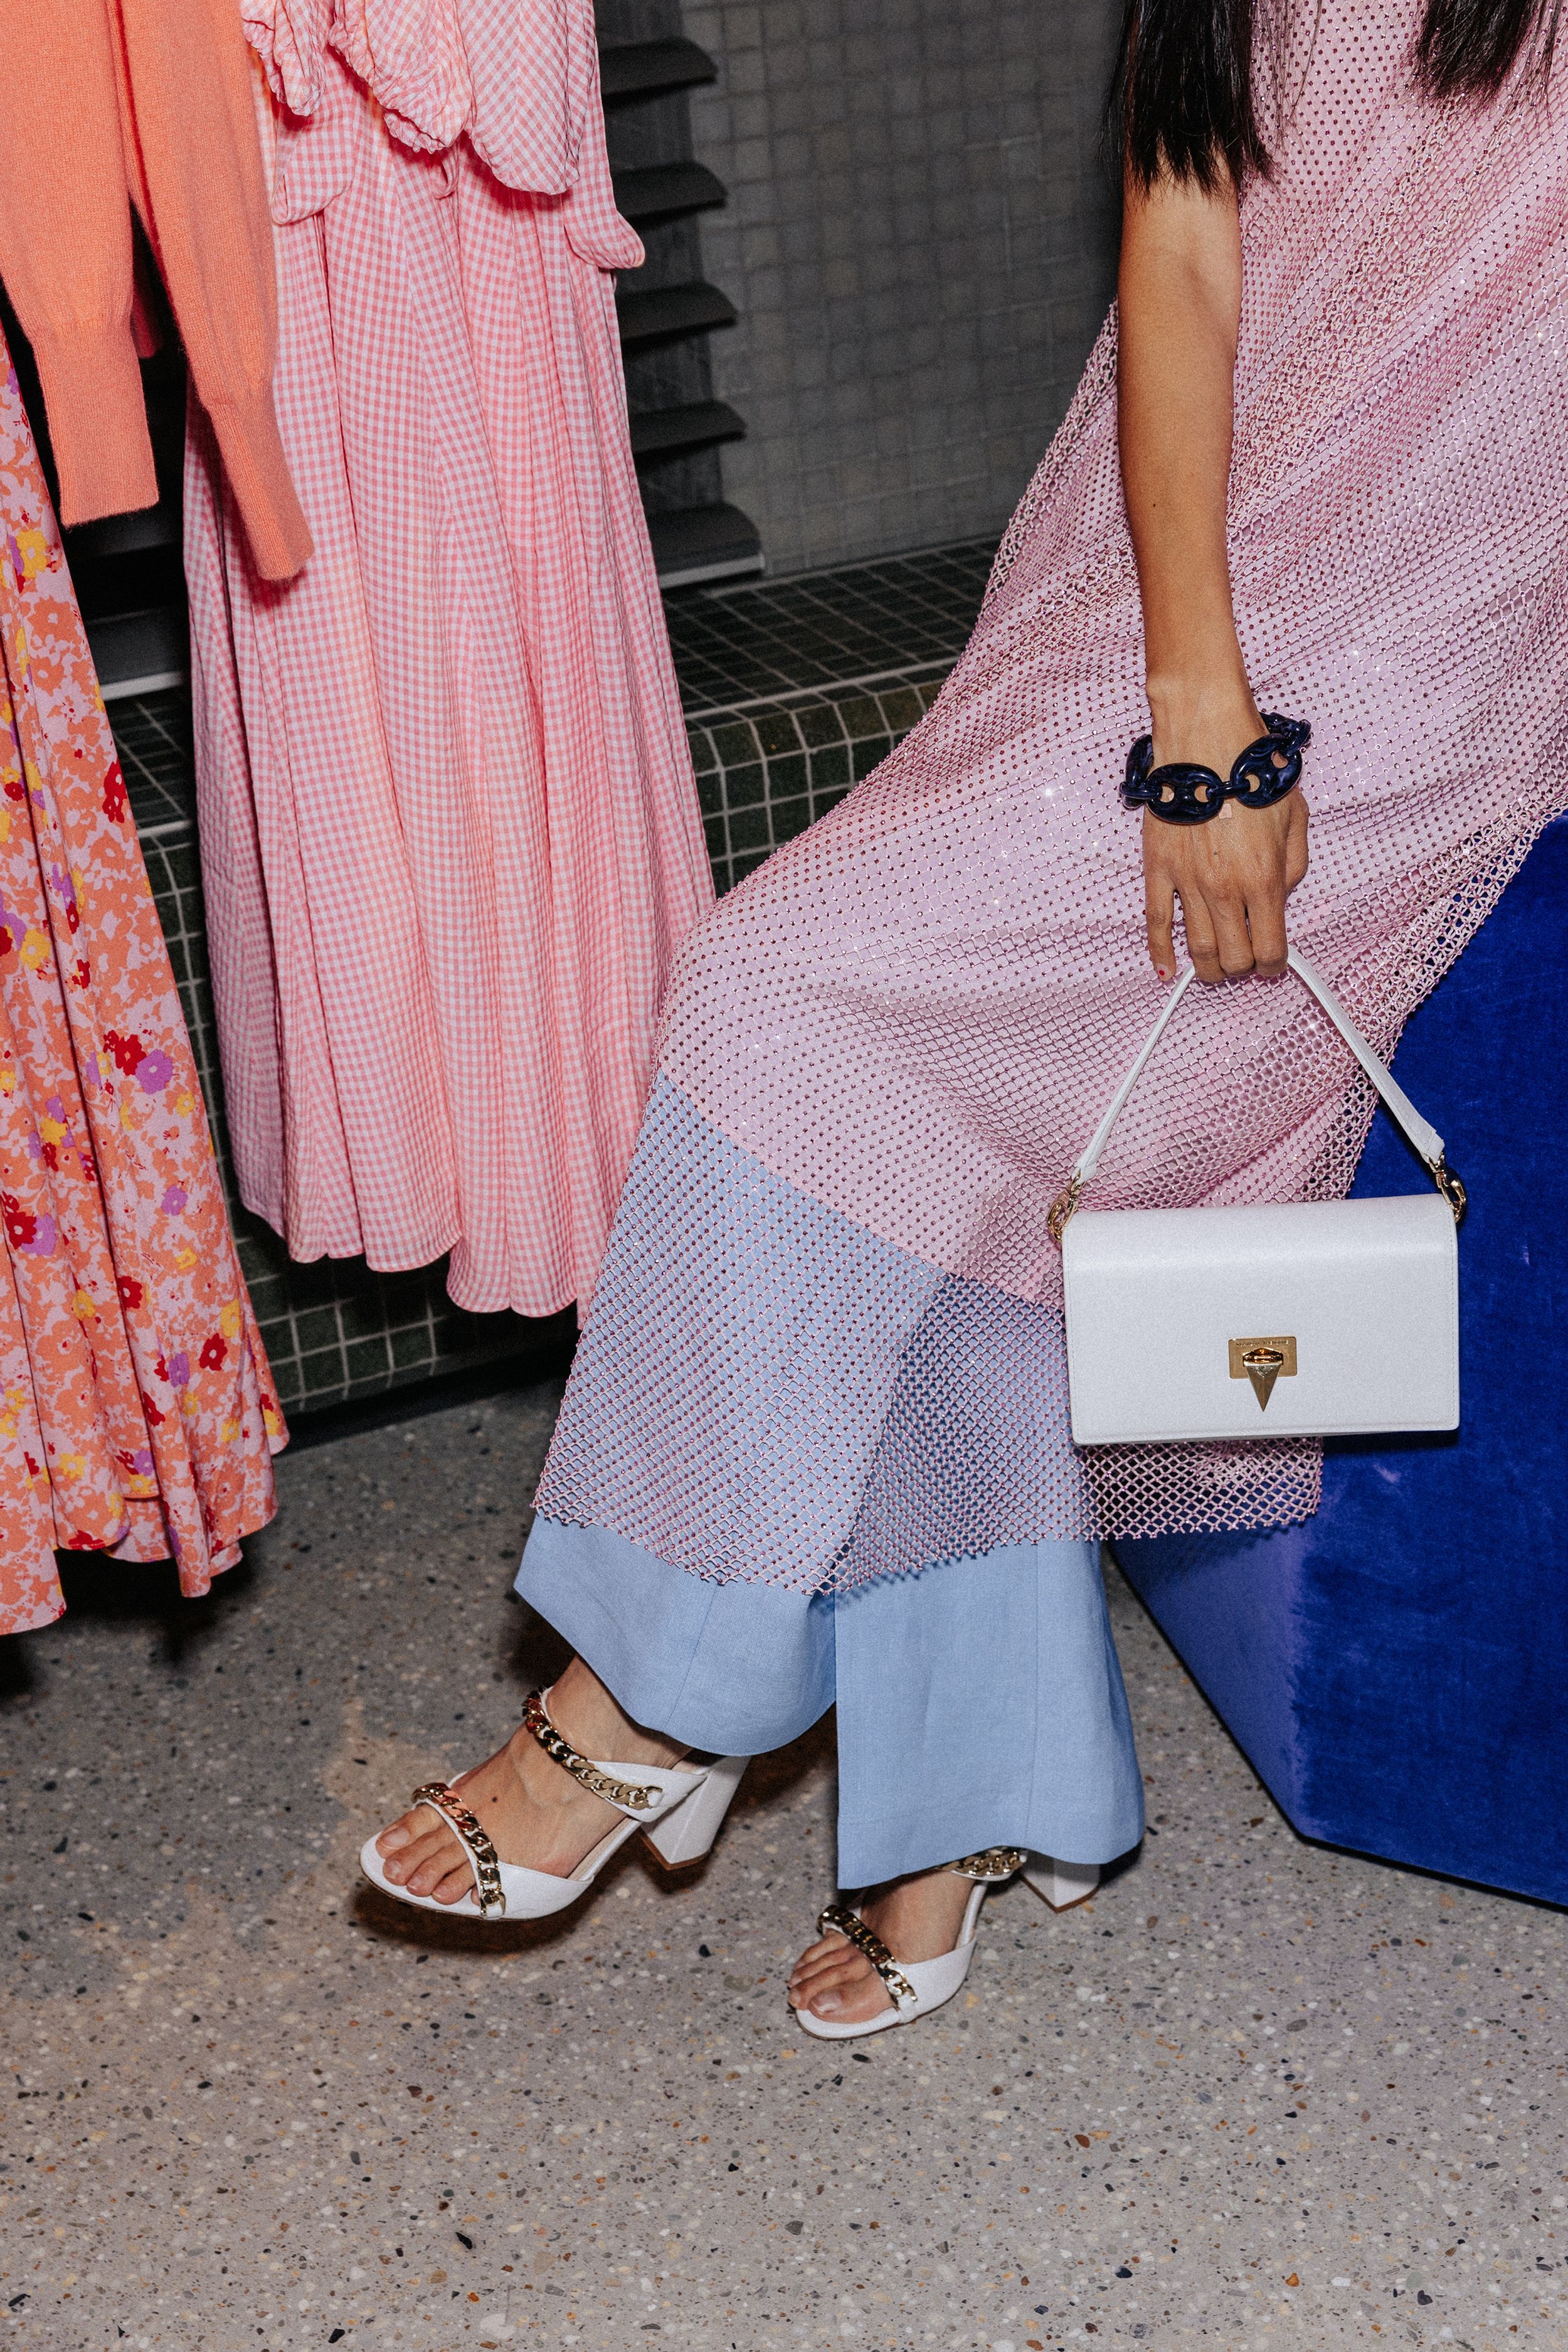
[1118,166,1308,981]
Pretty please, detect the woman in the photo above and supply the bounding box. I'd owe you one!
[364,0,1568,2036]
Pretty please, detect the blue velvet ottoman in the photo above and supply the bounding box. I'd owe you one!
[1116,816,1568,1905]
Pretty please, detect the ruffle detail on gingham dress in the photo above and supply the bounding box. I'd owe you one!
[190,0,701,1314]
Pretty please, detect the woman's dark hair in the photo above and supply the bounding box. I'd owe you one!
[1115,0,1561,187]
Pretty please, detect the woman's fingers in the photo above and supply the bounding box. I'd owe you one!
[1204,883,1258,977]
[1244,873,1289,977]
[1144,859,1177,979]
[1285,791,1310,893]
[1175,881,1227,982]
[1240,793,1306,973]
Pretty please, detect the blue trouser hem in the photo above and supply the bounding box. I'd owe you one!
[519,1517,834,1756]
[517,1517,1143,1887]
[835,1801,1132,1892]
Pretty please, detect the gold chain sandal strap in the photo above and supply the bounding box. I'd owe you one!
[520,1690,664,1812]
[950,1847,1027,1881]
[816,1903,918,2008]
[410,1782,506,1918]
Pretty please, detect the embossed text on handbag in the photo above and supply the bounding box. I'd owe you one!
[1054,950,1466,1445]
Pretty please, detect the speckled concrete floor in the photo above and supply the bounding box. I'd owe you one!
[3,1387,1564,2352]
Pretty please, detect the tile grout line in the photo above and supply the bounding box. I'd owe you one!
[682,656,960,726]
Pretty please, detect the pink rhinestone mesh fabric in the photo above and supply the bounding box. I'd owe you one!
[538,3,1568,1588]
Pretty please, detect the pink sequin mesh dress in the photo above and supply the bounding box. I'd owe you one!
[186,0,712,1316]
[536,0,1568,1590]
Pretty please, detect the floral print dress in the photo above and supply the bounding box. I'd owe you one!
[0,327,283,1636]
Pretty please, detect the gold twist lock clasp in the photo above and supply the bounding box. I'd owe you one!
[1227,1335,1298,1412]
[1047,1175,1083,1247]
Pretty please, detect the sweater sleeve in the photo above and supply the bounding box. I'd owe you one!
[0,0,158,524]
[114,0,312,582]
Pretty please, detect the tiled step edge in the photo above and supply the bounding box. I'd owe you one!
[630,399,745,459]
[689,664,951,893]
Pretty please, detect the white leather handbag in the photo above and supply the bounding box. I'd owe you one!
[1054,949,1466,1445]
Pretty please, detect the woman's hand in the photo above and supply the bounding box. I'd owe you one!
[1140,682,1310,982]
[1143,791,1310,982]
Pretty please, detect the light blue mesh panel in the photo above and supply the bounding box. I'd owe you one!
[536,1079,1102,1590]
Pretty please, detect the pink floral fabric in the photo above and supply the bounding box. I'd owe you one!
[0,329,284,1637]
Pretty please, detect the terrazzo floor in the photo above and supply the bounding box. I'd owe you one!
[3,1391,1564,2352]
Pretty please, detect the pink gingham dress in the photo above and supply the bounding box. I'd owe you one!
[186,0,712,1316]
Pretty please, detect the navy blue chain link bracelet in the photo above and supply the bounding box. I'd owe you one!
[1122,710,1311,826]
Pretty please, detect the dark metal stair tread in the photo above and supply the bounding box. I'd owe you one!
[647,503,763,587]
[65,506,179,560]
[85,604,188,697]
[616,280,737,346]
[599,37,716,98]
[612,161,727,222]
[630,400,746,457]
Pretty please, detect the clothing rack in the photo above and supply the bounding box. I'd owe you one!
[35,21,761,703]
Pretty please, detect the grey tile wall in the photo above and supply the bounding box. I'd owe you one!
[679,0,1124,574]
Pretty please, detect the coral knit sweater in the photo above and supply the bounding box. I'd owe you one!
[0,0,310,580]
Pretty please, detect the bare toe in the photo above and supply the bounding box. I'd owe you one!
[788,1933,891,2023]
[808,1959,892,2024]
[376,1804,428,1857]
[406,1842,466,1898]
[432,1863,479,1906]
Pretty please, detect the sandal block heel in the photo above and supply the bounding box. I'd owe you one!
[642,1753,750,1866]
[1022,1855,1100,1910]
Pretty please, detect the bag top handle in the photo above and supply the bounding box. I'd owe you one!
[1048,948,1466,1241]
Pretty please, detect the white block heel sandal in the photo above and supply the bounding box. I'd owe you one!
[358,1686,750,1924]
[1024,1855,1100,1910]
[792,1846,1098,2040]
